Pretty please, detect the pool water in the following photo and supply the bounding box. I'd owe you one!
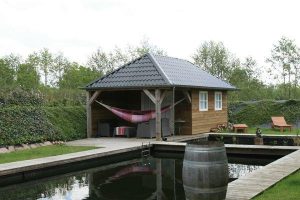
[0,156,266,200]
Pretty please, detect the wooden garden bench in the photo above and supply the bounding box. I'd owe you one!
[271,116,292,132]
[233,124,248,133]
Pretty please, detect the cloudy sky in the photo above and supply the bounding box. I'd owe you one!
[1,0,300,68]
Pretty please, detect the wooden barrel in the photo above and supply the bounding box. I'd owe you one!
[182,142,228,200]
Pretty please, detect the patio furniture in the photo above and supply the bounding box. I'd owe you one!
[137,118,171,138]
[233,124,248,133]
[271,116,292,132]
[113,126,136,138]
[97,122,111,137]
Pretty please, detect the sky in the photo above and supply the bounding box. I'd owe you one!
[1,0,300,71]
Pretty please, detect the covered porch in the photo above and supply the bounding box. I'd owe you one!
[86,88,192,141]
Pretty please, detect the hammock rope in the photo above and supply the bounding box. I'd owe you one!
[95,99,184,123]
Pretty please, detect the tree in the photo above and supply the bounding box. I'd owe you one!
[127,39,167,60]
[192,41,232,80]
[3,53,22,77]
[52,53,70,86]
[87,39,167,74]
[59,63,101,89]
[267,36,300,99]
[87,48,116,74]
[16,63,39,89]
[0,59,15,88]
[28,48,54,86]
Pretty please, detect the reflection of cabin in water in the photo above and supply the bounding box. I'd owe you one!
[85,53,235,140]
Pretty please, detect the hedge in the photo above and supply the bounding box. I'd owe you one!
[229,100,300,126]
[0,105,86,146]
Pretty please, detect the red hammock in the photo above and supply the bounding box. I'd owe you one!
[95,99,183,123]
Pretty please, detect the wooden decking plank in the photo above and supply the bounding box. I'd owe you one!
[226,149,300,200]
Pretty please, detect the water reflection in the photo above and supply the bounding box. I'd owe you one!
[0,157,265,200]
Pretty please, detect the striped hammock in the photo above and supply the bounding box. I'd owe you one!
[95,99,184,123]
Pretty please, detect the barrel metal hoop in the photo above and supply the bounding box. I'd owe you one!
[183,160,228,166]
[185,147,225,152]
[183,185,227,193]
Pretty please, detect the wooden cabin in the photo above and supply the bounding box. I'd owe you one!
[85,53,235,140]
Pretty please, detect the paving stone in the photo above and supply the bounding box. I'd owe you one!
[7,146,15,152]
[14,146,25,151]
[29,144,38,149]
[0,147,9,154]
[39,142,46,146]
[21,144,30,149]
[43,141,52,146]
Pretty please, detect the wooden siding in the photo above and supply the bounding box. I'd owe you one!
[191,90,228,134]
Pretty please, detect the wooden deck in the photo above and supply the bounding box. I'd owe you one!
[226,149,300,200]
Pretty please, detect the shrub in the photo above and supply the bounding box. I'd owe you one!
[229,100,300,126]
[0,105,86,146]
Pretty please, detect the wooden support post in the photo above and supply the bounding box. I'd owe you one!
[86,90,101,138]
[143,89,156,104]
[88,91,101,105]
[170,87,175,135]
[183,90,191,104]
[155,89,162,141]
[86,92,92,138]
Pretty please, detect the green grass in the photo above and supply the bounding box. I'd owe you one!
[221,127,300,135]
[0,145,97,164]
[253,170,300,200]
[247,127,300,135]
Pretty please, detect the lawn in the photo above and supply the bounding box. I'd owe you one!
[221,127,300,135]
[0,145,97,164]
[247,127,300,135]
[253,170,300,200]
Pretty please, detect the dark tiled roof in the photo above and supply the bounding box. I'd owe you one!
[85,53,236,90]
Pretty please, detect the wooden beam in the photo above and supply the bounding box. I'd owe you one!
[88,91,101,105]
[183,90,191,104]
[86,92,92,138]
[143,89,156,104]
[159,90,167,104]
[170,88,175,135]
[155,89,162,141]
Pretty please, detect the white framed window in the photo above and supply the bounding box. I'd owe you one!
[215,92,222,110]
[199,91,208,111]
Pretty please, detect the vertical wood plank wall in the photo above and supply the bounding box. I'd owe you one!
[191,90,228,134]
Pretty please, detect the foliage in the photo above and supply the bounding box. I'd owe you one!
[0,106,58,146]
[0,105,86,146]
[229,100,300,126]
[87,38,167,74]
[192,41,233,80]
[58,63,101,89]
[39,87,86,106]
[266,36,300,99]
[0,87,44,106]
[0,145,96,164]
[44,106,86,141]
[16,63,40,89]
[0,59,15,88]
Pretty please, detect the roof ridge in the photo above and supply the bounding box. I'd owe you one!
[147,53,172,85]
[152,53,192,63]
